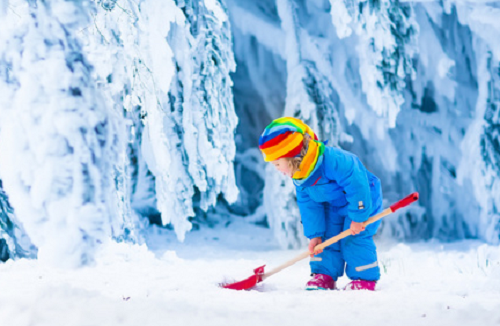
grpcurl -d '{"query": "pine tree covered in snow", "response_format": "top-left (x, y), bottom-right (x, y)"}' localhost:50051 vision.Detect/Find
top-left (0, 0), bottom-right (121, 267)
top-left (480, 57), bottom-right (500, 242)
top-left (154, 0), bottom-right (239, 238)
top-left (1, 0), bottom-right (500, 260)
top-left (77, 0), bottom-right (240, 242)
top-left (460, 51), bottom-right (500, 244)
top-left (453, 2), bottom-right (500, 244)
top-left (379, 5), bottom-right (479, 241)
top-left (330, 0), bottom-right (418, 127)
top-left (77, 0), bottom-right (157, 243)
top-left (0, 182), bottom-right (35, 261)
top-left (127, 106), bottom-right (158, 225)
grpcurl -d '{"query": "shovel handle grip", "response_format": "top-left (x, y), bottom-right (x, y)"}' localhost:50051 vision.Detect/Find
top-left (389, 192), bottom-right (419, 213)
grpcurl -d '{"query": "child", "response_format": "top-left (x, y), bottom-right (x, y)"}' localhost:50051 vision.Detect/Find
top-left (259, 117), bottom-right (383, 291)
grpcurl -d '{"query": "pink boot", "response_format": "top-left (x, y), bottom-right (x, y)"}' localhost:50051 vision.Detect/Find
top-left (344, 280), bottom-right (376, 291)
top-left (305, 274), bottom-right (336, 290)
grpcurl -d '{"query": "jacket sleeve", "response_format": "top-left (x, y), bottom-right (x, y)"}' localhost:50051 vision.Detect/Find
top-left (296, 187), bottom-right (325, 239)
top-left (324, 149), bottom-right (372, 223)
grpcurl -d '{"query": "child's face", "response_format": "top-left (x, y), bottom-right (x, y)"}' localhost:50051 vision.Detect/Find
top-left (271, 158), bottom-right (294, 177)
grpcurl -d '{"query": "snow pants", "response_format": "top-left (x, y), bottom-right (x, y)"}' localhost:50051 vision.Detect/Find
top-left (309, 199), bottom-right (383, 281)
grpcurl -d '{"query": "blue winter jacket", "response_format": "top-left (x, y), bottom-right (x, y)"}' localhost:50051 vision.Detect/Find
top-left (294, 146), bottom-right (382, 239)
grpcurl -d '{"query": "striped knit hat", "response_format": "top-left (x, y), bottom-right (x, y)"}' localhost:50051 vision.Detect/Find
top-left (258, 117), bottom-right (318, 162)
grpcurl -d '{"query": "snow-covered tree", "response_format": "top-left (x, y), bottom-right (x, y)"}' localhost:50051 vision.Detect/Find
top-left (0, 182), bottom-right (36, 262)
top-left (76, 0), bottom-right (157, 243)
top-left (453, 0), bottom-right (500, 243)
top-left (2, 0), bottom-right (500, 256)
top-left (76, 0), bottom-right (241, 242)
top-left (330, 0), bottom-right (418, 127)
top-left (480, 57), bottom-right (500, 242)
top-left (148, 0), bottom-right (239, 239)
top-left (458, 50), bottom-right (500, 244)
top-left (0, 0), bottom-right (121, 267)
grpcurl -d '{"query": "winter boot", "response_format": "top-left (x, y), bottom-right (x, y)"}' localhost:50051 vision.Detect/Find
top-left (305, 273), bottom-right (335, 290)
top-left (344, 280), bottom-right (376, 291)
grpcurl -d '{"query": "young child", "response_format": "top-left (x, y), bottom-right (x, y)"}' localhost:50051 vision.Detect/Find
top-left (259, 117), bottom-right (383, 291)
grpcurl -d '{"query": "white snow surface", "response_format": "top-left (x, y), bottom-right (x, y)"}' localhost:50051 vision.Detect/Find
top-left (1, 221), bottom-right (499, 326)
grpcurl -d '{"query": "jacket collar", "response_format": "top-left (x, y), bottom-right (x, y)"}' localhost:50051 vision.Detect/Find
top-left (292, 154), bottom-right (324, 187)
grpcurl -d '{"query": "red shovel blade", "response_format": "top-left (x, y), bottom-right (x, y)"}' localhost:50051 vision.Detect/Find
top-left (221, 265), bottom-right (265, 290)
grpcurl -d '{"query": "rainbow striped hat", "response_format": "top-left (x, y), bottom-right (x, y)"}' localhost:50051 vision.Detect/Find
top-left (259, 117), bottom-right (318, 162)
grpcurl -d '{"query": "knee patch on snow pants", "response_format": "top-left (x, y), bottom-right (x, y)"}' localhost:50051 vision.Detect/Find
top-left (340, 224), bottom-right (381, 281)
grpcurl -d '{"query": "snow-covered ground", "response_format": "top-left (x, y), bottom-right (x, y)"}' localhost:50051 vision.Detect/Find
top-left (0, 221), bottom-right (499, 326)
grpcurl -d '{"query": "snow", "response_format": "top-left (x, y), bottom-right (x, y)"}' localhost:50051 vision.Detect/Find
top-left (0, 1), bottom-right (500, 323)
top-left (0, 0), bottom-right (122, 267)
top-left (329, 0), bottom-right (353, 39)
top-left (0, 0), bottom-right (242, 259)
top-left (0, 222), bottom-right (499, 326)
top-left (226, 0), bottom-right (285, 58)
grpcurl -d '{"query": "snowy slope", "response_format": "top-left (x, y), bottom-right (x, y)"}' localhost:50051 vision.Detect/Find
top-left (0, 222), bottom-right (499, 326)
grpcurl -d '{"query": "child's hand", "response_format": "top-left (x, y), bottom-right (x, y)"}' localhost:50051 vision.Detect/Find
top-left (350, 221), bottom-right (366, 235)
top-left (308, 237), bottom-right (323, 257)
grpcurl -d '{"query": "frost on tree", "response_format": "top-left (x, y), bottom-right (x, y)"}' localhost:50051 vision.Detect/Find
top-left (85, 0), bottom-right (197, 241)
top-left (460, 51), bottom-right (500, 244)
top-left (77, 0), bottom-right (239, 242)
top-left (144, 0), bottom-right (239, 240)
top-left (382, 5), bottom-right (480, 241)
top-left (0, 0), bottom-right (120, 267)
top-left (480, 58), bottom-right (500, 243)
top-left (76, 0), bottom-right (158, 243)
top-left (329, 0), bottom-right (418, 127)
top-left (453, 0), bottom-right (500, 243)
top-left (0, 182), bottom-right (36, 262)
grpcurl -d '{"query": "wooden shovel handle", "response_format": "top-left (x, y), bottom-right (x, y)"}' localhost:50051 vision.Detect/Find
top-left (316, 192), bottom-right (419, 251)
top-left (314, 208), bottom-right (391, 251)
top-left (263, 192), bottom-right (419, 280)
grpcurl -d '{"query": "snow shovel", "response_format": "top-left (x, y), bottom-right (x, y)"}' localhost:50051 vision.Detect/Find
top-left (222, 192), bottom-right (419, 290)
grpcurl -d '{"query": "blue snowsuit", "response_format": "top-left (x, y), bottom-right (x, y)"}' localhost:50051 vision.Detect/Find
top-left (294, 146), bottom-right (383, 281)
